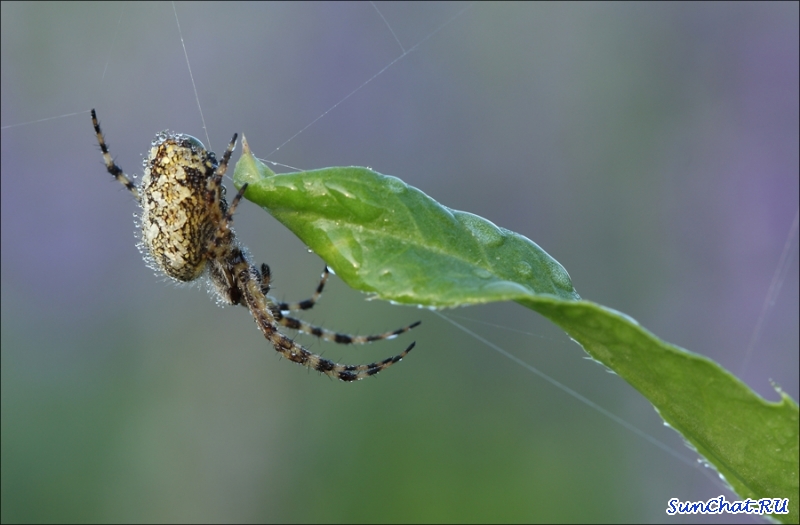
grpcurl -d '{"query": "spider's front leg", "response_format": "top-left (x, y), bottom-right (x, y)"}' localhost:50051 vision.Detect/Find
top-left (90, 109), bottom-right (141, 202)
top-left (204, 133), bottom-right (247, 306)
top-left (205, 190), bottom-right (245, 308)
top-left (206, 132), bottom-right (238, 207)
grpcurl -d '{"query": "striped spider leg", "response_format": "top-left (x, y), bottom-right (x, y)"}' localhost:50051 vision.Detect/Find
top-left (258, 264), bottom-right (421, 344)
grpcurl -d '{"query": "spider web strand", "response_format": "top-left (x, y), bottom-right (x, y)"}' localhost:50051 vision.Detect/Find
top-left (0, 110), bottom-right (92, 130)
top-left (433, 310), bottom-right (731, 490)
top-left (370, 1), bottom-right (406, 53)
top-left (172, 1), bottom-right (211, 151)
top-left (739, 209), bottom-right (799, 376)
top-left (266, 3), bottom-right (474, 159)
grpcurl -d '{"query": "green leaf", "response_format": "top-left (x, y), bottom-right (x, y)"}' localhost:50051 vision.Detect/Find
top-left (234, 140), bottom-right (799, 523)
top-left (526, 298), bottom-right (799, 523)
top-left (233, 139), bottom-right (580, 308)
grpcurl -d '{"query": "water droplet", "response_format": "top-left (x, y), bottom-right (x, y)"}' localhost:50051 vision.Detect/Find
top-left (384, 176), bottom-right (407, 194)
top-left (474, 268), bottom-right (492, 279)
top-left (183, 135), bottom-right (206, 151)
top-left (515, 261), bottom-right (533, 278)
top-left (481, 280), bottom-right (531, 296)
top-left (545, 259), bottom-right (575, 293)
top-left (456, 212), bottom-right (505, 247)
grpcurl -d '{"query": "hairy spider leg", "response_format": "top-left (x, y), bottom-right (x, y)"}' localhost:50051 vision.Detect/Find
top-left (259, 264), bottom-right (421, 344)
top-left (268, 264), bottom-right (329, 310)
top-left (91, 109), bottom-right (141, 202)
top-left (212, 185), bottom-right (415, 381)
top-left (206, 132), bottom-right (237, 208)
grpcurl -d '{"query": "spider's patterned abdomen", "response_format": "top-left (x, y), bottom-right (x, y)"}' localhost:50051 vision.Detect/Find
top-left (140, 132), bottom-right (224, 282)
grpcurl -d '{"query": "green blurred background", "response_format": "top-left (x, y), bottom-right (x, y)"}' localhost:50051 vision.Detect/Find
top-left (2, 2), bottom-right (797, 522)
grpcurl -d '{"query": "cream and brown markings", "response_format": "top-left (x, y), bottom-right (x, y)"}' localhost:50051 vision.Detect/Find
top-left (140, 133), bottom-right (225, 281)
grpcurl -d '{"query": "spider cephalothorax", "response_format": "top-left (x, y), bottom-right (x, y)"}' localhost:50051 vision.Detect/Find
top-left (91, 109), bottom-right (418, 381)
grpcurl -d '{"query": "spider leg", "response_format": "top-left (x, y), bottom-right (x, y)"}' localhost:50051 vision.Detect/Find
top-left (262, 264), bottom-right (421, 344)
top-left (205, 183), bottom-right (249, 305)
top-left (273, 265), bottom-right (330, 311)
top-left (278, 316), bottom-right (421, 345)
top-left (207, 133), bottom-right (238, 206)
top-left (206, 182), bottom-right (248, 259)
top-left (212, 183), bottom-right (416, 379)
top-left (257, 263), bottom-right (272, 295)
top-left (237, 266), bottom-right (414, 381)
top-left (90, 109), bottom-right (141, 202)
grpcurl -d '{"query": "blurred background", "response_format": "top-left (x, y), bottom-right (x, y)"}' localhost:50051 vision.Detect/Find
top-left (2, 2), bottom-right (797, 522)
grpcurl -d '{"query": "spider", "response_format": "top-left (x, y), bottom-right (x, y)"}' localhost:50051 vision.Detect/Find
top-left (90, 109), bottom-right (419, 381)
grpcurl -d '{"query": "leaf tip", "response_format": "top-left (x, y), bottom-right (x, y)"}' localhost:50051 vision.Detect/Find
top-left (233, 137), bottom-right (276, 191)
